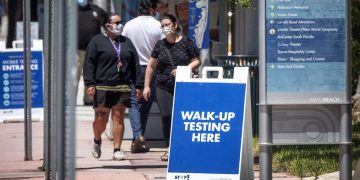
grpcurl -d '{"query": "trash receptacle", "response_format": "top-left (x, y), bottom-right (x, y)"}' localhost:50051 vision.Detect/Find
top-left (214, 55), bottom-right (259, 136)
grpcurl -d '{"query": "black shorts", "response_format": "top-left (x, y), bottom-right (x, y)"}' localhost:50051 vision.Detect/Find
top-left (93, 89), bottom-right (131, 108)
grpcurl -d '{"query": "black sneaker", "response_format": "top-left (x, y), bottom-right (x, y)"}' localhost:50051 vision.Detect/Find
top-left (131, 137), bottom-right (150, 153)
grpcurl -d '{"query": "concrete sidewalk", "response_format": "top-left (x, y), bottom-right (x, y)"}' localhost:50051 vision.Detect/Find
top-left (0, 121), bottom-right (169, 180)
top-left (0, 120), bottom-right (300, 180)
top-left (0, 121), bottom-right (299, 180)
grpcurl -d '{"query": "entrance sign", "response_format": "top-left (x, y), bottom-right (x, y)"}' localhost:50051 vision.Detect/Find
top-left (167, 66), bottom-right (253, 180)
top-left (265, 0), bottom-right (348, 104)
top-left (0, 50), bottom-right (44, 122)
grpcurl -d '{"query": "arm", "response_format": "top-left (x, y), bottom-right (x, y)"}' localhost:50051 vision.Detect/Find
top-left (188, 57), bottom-right (201, 71)
top-left (170, 57), bottom-right (201, 77)
top-left (170, 38), bottom-right (201, 77)
top-left (83, 38), bottom-right (97, 96)
top-left (143, 57), bottom-right (158, 101)
top-left (188, 38), bottom-right (201, 71)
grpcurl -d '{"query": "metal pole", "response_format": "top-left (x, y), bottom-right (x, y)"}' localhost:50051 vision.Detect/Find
top-left (339, 0), bottom-right (352, 179)
top-left (44, 0), bottom-right (56, 179)
top-left (55, 0), bottom-right (77, 179)
top-left (42, 0), bottom-right (49, 173)
top-left (258, 0), bottom-right (272, 179)
top-left (64, 0), bottom-right (77, 178)
top-left (49, 0), bottom-right (57, 177)
top-left (339, 104), bottom-right (352, 180)
top-left (54, 0), bottom-right (65, 178)
top-left (228, 1), bottom-right (233, 56)
top-left (259, 105), bottom-right (272, 180)
top-left (23, 0), bottom-right (32, 161)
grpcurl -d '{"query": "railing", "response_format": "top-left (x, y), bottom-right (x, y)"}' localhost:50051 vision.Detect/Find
top-left (214, 55), bottom-right (258, 78)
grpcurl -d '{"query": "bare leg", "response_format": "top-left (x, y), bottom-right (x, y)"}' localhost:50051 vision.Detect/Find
top-left (111, 105), bottom-right (126, 149)
top-left (93, 107), bottom-right (110, 140)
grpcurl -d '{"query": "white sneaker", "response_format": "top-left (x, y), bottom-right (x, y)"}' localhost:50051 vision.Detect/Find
top-left (92, 143), bottom-right (101, 159)
top-left (113, 151), bottom-right (126, 160)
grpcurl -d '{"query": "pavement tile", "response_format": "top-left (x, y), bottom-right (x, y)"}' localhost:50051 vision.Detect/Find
top-left (75, 172), bottom-right (147, 180)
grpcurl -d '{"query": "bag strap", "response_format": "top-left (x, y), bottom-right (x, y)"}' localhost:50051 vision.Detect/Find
top-left (163, 39), bottom-right (197, 78)
top-left (164, 46), bottom-right (175, 69)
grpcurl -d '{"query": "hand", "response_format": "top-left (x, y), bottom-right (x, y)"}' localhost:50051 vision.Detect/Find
top-left (136, 89), bottom-right (143, 99)
top-left (86, 87), bottom-right (95, 97)
top-left (143, 86), bottom-right (151, 102)
top-left (171, 69), bottom-right (177, 77)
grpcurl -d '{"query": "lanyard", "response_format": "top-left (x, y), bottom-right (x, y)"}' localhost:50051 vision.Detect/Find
top-left (109, 37), bottom-right (121, 59)
top-left (109, 37), bottom-right (122, 72)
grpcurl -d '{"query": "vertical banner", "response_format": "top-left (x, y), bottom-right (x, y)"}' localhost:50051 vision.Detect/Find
top-left (0, 51), bottom-right (44, 121)
top-left (167, 67), bottom-right (253, 180)
top-left (188, 0), bottom-right (210, 49)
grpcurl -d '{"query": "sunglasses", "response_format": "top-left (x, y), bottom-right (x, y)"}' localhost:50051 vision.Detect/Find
top-left (112, 20), bottom-right (124, 25)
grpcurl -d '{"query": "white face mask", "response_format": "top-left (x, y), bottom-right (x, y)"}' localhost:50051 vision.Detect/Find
top-left (112, 23), bottom-right (123, 35)
top-left (162, 26), bottom-right (174, 35)
top-left (107, 23), bottom-right (123, 35)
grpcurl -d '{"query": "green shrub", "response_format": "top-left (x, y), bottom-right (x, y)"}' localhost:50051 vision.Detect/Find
top-left (270, 123), bottom-right (360, 177)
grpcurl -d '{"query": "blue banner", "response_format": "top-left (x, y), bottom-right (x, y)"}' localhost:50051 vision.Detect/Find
top-left (188, 0), bottom-right (210, 49)
top-left (168, 82), bottom-right (246, 179)
top-left (0, 51), bottom-right (43, 109)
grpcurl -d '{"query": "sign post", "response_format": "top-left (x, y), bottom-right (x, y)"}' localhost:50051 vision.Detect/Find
top-left (167, 66), bottom-right (253, 180)
top-left (259, 0), bottom-right (351, 179)
top-left (265, 0), bottom-right (348, 104)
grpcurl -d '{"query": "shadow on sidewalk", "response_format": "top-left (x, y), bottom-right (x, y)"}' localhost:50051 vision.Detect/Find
top-left (77, 164), bottom-right (167, 171)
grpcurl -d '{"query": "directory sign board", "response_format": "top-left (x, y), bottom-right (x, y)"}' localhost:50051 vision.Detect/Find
top-left (0, 51), bottom-right (44, 121)
top-left (265, 0), bottom-right (348, 104)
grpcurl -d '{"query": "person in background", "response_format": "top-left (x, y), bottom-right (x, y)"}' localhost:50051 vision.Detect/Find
top-left (143, 14), bottom-right (201, 161)
top-left (122, 0), bottom-right (162, 153)
top-left (77, 0), bottom-right (109, 105)
top-left (83, 14), bottom-right (143, 161)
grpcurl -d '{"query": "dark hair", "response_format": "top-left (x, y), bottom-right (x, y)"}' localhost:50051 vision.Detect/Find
top-left (138, 0), bottom-right (158, 15)
top-left (106, 14), bottom-right (119, 24)
top-left (161, 13), bottom-right (181, 33)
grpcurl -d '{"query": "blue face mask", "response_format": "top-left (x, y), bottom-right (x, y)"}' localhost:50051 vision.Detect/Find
top-left (154, 12), bottom-right (160, 21)
top-left (78, 0), bottom-right (88, 7)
